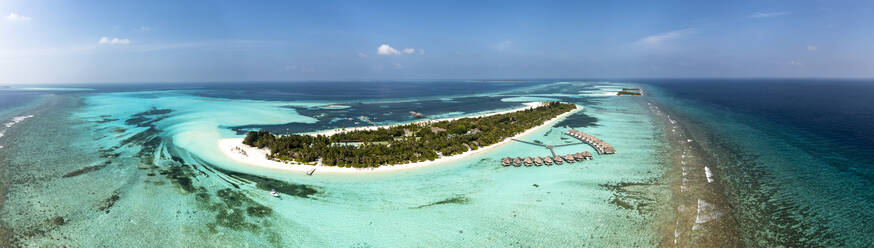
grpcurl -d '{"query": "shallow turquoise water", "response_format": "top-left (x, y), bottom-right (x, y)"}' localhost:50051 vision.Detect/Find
top-left (0, 81), bottom-right (669, 247)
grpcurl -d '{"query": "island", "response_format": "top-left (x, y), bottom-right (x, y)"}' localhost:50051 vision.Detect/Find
top-left (234, 102), bottom-right (577, 169)
top-left (617, 88), bottom-right (643, 96)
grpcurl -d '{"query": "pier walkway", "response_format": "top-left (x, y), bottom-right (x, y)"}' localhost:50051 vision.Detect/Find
top-left (565, 129), bottom-right (615, 154)
top-left (503, 138), bottom-right (592, 167)
top-left (510, 139), bottom-right (586, 157)
top-left (500, 129), bottom-right (613, 167)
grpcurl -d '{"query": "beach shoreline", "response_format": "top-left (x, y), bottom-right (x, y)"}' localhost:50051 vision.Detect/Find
top-left (218, 102), bottom-right (580, 174)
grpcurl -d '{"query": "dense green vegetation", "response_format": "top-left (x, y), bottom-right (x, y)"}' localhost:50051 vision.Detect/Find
top-left (617, 91), bottom-right (642, 96)
top-left (618, 88), bottom-right (642, 96)
top-left (243, 102), bottom-right (576, 168)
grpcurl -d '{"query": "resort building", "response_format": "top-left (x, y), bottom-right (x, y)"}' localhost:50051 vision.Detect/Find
top-left (544, 156), bottom-right (554, 165)
top-left (566, 129), bottom-right (616, 155)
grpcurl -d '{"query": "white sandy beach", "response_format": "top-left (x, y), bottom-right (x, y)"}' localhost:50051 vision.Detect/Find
top-left (218, 102), bottom-right (580, 174)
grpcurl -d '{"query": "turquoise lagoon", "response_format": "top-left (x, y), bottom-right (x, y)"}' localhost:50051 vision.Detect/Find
top-left (0, 81), bottom-right (673, 247)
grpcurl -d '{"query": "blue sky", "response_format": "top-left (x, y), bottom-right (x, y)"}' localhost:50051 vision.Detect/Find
top-left (1, 0), bottom-right (873, 83)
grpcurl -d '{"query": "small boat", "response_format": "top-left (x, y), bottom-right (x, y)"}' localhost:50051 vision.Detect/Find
top-left (270, 189), bottom-right (280, 197)
top-left (307, 168), bottom-right (316, 176)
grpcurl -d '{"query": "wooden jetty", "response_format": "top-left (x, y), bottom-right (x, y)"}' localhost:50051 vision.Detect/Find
top-left (566, 129), bottom-right (616, 155)
top-left (500, 134), bottom-right (604, 167)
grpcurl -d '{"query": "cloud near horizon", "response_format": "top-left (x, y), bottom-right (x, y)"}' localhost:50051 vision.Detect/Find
top-left (6, 13), bottom-right (31, 21)
top-left (377, 44), bottom-right (401, 55)
top-left (638, 29), bottom-right (695, 45)
top-left (98, 37), bottom-right (131, 45)
top-left (750, 11), bottom-right (790, 18)
top-left (377, 44), bottom-right (422, 55)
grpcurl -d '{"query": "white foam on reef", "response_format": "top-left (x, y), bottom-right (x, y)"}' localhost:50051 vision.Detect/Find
top-left (500, 96), bottom-right (560, 102)
top-left (578, 90), bottom-right (618, 97)
top-left (693, 199), bottom-right (720, 230)
top-left (704, 166), bottom-right (714, 183)
top-left (4, 115), bottom-right (34, 128)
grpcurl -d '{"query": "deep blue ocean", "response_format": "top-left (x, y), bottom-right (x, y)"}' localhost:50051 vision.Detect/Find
top-left (646, 79), bottom-right (874, 246)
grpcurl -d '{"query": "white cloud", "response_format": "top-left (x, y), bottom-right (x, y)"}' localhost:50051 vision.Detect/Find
top-left (750, 11), bottom-right (789, 18)
top-left (98, 37), bottom-right (131, 45)
top-left (638, 29), bottom-right (695, 45)
top-left (357, 52), bottom-right (368, 58)
top-left (788, 60), bottom-right (804, 67)
top-left (807, 45), bottom-right (817, 51)
top-left (393, 63), bottom-right (403, 69)
top-left (495, 40), bottom-right (513, 50)
top-left (377, 44), bottom-right (423, 56)
top-left (6, 13), bottom-right (31, 22)
top-left (377, 44), bottom-right (401, 55)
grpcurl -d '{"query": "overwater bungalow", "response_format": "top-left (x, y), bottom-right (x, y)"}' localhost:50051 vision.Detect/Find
top-left (553, 155), bottom-right (564, 164)
top-left (502, 157), bottom-right (511, 166)
top-left (524, 157), bottom-right (533, 166)
top-left (582, 151), bottom-right (593, 160)
top-left (544, 156), bottom-right (554, 165)
top-left (563, 154), bottom-right (575, 163)
top-left (573, 153), bottom-right (584, 161)
top-left (534, 157), bottom-right (543, 166)
top-left (566, 129), bottom-right (616, 155)
top-left (513, 157), bottom-right (522, 167)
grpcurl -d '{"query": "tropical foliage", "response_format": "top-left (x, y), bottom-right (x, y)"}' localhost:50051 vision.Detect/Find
top-left (243, 102), bottom-right (575, 168)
